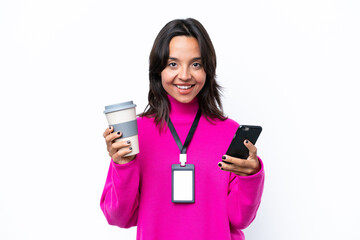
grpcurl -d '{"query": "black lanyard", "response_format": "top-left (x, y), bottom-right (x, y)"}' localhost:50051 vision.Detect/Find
top-left (167, 109), bottom-right (202, 155)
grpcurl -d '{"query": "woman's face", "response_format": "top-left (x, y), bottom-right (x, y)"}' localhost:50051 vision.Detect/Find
top-left (161, 36), bottom-right (206, 104)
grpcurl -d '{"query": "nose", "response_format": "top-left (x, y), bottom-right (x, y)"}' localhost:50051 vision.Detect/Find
top-left (178, 66), bottom-right (191, 81)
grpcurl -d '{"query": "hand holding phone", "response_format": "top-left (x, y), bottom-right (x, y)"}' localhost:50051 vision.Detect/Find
top-left (226, 125), bottom-right (262, 159)
top-left (219, 125), bottom-right (262, 176)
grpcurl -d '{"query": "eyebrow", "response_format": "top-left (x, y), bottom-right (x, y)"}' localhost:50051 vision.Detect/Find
top-left (168, 57), bottom-right (202, 61)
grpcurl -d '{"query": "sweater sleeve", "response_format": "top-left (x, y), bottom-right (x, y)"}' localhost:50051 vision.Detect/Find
top-left (100, 158), bottom-right (140, 228)
top-left (226, 157), bottom-right (265, 229)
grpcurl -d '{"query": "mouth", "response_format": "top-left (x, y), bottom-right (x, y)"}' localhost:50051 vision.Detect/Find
top-left (175, 84), bottom-right (195, 90)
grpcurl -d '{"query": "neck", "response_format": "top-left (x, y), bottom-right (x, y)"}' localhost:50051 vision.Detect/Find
top-left (168, 94), bottom-right (199, 120)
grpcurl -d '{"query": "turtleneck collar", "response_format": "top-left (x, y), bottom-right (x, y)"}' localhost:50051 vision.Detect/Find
top-left (167, 94), bottom-right (199, 120)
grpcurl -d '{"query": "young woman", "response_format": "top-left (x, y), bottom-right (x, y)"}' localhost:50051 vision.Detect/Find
top-left (101, 18), bottom-right (264, 240)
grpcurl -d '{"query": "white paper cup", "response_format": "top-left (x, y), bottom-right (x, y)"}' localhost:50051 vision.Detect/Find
top-left (104, 101), bottom-right (139, 157)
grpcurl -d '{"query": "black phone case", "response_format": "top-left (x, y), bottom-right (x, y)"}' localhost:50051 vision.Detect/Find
top-left (226, 125), bottom-right (262, 159)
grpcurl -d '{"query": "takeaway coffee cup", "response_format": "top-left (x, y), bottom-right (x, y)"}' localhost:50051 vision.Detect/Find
top-left (104, 101), bottom-right (139, 157)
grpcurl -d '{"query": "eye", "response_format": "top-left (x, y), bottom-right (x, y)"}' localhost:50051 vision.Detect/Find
top-left (168, 62), bottom-right (177, 67)
top-left (192, 62), bottom-right (202, 68)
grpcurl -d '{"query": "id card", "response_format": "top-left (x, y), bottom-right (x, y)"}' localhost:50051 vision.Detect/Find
top-left (172, 164), bottom-right (195, 203)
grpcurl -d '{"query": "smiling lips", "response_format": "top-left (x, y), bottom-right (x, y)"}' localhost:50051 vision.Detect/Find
top-left (175, 84), bottom-right (195, 90)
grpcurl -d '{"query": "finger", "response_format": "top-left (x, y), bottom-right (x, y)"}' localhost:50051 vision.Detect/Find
top-left (244, 140), bottom-right (257, 159)
top-left (103, 126), bottom-right (113, 138)
top-left (112, 153), bottom-right (136, 165)
top-left (105, 131), bottom-right (122, 145)
top-left (222, 155), bottom-right (256, 169)
top-left (112, 146), bottom-right (133, 163)
top-left (218, 161), bottom-right (254, 175)
top-left (111, 139), bottom-right (131, 152)
top-left (108, 139), bottom-right (131, 156)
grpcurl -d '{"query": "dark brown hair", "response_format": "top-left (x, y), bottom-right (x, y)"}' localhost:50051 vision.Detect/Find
top-left (140, 18), bottom-right (226, 127)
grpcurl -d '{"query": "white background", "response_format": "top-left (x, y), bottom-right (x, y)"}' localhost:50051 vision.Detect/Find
top-left (1, 0), bottom-right (359, 239)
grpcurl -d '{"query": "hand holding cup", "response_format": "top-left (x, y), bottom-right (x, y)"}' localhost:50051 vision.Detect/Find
top-left (103, 126), bottom-right (136, 164)
top-left (103, 101), bottom-right (139, 165)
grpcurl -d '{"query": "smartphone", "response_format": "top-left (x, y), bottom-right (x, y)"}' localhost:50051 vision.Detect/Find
top-left (226, 125), bottom-right (262, 159)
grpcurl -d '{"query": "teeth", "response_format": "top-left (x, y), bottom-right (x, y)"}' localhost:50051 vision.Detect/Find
top-left (176, 85), bottom-right (193, 90)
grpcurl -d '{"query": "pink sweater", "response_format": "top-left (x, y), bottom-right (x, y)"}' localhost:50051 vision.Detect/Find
top-left (100, 95), bottom-right (264, 240)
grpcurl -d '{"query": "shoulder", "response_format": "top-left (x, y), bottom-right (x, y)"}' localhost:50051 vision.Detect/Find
top-left (200, 116), bottom-right (239, 138)
top-left (136, 116), bottom-right (156, 141)
top-left (223, 117), bottom-right (240, 128)
top-left (137, 115), bottom-right (155, 127)
top-left (206, 116), bottom-right (239, 129)
top-left (137, 115), bottom-right (166, 134)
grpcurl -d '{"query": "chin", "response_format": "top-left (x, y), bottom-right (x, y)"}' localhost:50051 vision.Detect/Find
top-left (174, 95), bottom-right (195, 103)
